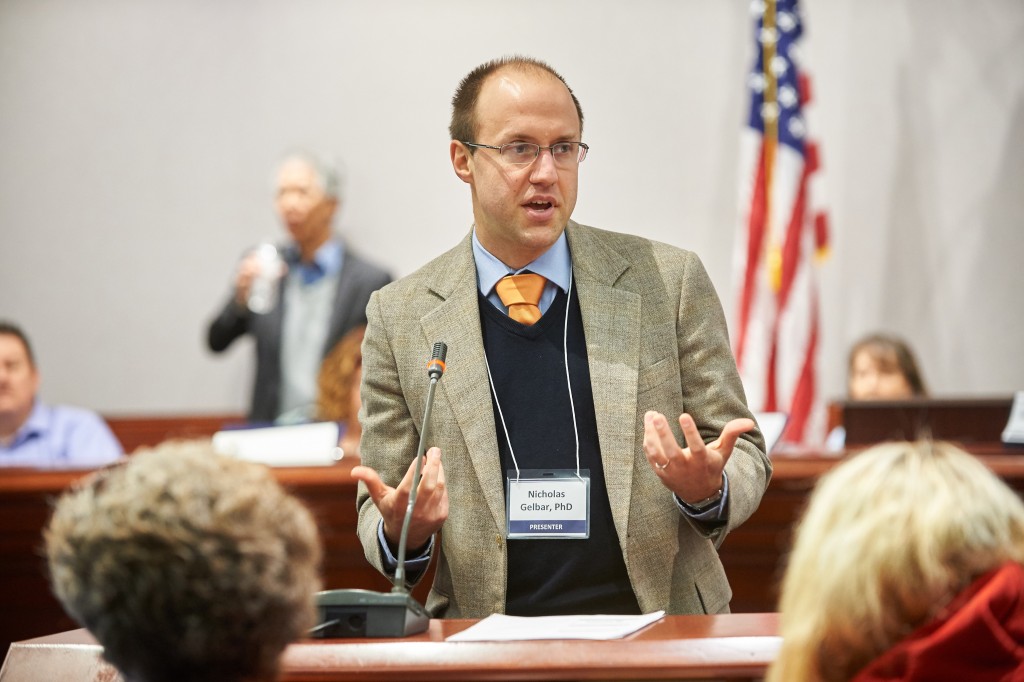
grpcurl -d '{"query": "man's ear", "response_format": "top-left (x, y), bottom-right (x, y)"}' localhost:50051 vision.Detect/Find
top-left (450, 140), bottom-right (473, 185)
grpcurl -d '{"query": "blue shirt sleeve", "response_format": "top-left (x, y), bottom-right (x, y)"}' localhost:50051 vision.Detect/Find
top-left (377, 520), bottom-right (433, 582)
top-left (674, 470), bottom-right (730, 523)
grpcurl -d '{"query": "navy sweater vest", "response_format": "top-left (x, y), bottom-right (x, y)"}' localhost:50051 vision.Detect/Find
top-left (480, 286), bottom-right (640, 616)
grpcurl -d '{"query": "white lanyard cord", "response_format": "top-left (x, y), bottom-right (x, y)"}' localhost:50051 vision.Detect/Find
top-left (562, 273), bottom-right (582, 479)
top-left (484, 271), bottom-right (580, 481)
top-left (484, 358), bottom-right (520, 480)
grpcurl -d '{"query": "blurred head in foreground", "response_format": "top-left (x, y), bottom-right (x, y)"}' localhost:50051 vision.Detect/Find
top-left (45, 440), bottom-right (322, 682)
top-left (847, 333), bottom-right (927, 401)
top-left (769, 441), bottom-right (1024, 682)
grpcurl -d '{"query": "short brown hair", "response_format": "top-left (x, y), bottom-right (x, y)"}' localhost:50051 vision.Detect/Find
top-left (45, 440), bottom-right (322, 682)
top-left (449, 55), bottom-right (584, 144)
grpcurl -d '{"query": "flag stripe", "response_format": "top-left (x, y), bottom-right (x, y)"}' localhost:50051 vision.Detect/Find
top-left (735, 143), bottom-right (769, 367)
top-left (781, 296), bottom-right (818, 441)
top-left (732, 0), bottom-right (829, 446)
top-left (778, 155), bottom-right (811, 308)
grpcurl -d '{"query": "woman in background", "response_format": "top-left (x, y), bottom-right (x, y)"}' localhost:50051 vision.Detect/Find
top-left (847, 333), bottom-right (928, 401)
top-left (827, 333), bottom-right (928, 449)
top-left (769, 441), bottom-right (1024, 681)
top-left (317, 325), bottom-right (365, 458)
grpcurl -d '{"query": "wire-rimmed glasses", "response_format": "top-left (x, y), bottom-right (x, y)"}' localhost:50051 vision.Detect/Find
top-left (461, 141), bottom-right (589, 167)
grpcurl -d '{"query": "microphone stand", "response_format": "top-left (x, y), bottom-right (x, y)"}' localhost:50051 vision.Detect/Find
top-left (393, 362), bottom-right (440, 589)
top-left (310, 343), bottom-right (446, 639)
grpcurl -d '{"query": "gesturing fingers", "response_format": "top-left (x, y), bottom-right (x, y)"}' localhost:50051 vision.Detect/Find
top-left (417, 447), bottom-right (446, 503)
top-left (643, 411), bottom-right (678, 471)
top-left (407, 447), bottom-right (449, 548)
top-left (677, 413), bottom-right (706, 458)
top-left (351, 465), bottom-right (391, 507)
top-left (710, 418), bottom-right (756, 460)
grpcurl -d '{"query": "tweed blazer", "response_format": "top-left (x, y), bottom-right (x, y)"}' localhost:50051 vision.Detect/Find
top-left (208, 243), bottom-right (392, 422)
top-left (356, 222), bottom-right (770, 617)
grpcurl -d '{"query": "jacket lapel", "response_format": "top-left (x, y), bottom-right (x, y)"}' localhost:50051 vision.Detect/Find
top-left (566, 223), bottom-right (641, 548)
top-left (419, 235), bottom-right (508, 533)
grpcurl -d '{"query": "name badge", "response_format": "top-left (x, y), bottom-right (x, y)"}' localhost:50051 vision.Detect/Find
top-left (506, 469), bottom-right (590, 539)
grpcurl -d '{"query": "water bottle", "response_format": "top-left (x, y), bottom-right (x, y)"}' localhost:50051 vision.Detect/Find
top-left (247, 243), bottom-right (284, 314)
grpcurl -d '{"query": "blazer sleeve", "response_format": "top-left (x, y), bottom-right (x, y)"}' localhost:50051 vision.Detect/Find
top-left (207, 296), bottom-right (250, 352)
top-left (673, 250), bottom-right (771, 538)
top-left (355, 288), bottom-right (431, 584)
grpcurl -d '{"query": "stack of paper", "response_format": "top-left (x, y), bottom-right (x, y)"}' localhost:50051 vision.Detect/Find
top-left (445, 611), bottom-right (665, 642)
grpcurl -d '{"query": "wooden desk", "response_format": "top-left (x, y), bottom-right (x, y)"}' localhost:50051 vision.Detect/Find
top-left (0, 458), bottom-right (425, 659)
top-left (0, 614), bottom-right (781, 681)
top-left (3, 413), bottom-right (1021, 656)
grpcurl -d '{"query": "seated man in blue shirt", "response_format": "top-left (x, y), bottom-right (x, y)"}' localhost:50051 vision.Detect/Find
top-left (0, 321), bottom-right (123, 469)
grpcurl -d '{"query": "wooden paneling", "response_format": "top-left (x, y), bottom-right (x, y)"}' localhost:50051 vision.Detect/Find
top-left (103, 413), bottom-right (243, 453)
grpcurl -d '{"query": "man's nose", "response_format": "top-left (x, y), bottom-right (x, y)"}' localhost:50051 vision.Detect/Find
top-left (529, 148), bottom-right (560, 182)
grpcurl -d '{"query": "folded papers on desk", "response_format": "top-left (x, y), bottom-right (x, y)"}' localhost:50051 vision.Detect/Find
top-left (212, 422), bottom-right (342, 467)
top-left (1003, 391), bottom-right (1024, 446)
top-left (445, 611), bottom-right (665, 642)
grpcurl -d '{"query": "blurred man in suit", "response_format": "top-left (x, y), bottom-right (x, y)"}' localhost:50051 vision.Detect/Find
top-left (352, 56), bottom-right (770, 618)
top-left (207, 151), bottom-right (391, 423)
top-left (0, 321), bottom-right (122, 468)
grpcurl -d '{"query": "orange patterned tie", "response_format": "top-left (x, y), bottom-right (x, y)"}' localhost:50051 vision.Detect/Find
top-left (495, 273), bottom-right (547, 325)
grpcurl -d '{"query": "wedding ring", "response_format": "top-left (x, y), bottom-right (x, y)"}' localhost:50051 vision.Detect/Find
top-left (655, 460), bottom-right (670, 471)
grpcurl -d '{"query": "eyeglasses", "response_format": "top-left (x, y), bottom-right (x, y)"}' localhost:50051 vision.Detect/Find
top-left (461, 141), bottom-right (589, 167)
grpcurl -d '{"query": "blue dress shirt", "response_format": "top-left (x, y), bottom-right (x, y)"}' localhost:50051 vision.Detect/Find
top-left (0, 400), bottom-right (124, 469)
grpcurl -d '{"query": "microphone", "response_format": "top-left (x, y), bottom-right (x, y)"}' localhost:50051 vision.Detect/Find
top-left (311, 341), bottom-right (447, 639)
top-left (426, 341), bottom-right (447, 380)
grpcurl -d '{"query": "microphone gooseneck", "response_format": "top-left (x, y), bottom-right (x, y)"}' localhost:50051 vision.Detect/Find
top-left (310, 341), bottom-right (447, 638)
top-left (393, 341), bottom-right (448, 592)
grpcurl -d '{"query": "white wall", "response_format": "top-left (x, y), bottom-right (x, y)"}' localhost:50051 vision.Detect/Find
top-left (1, 0), bottom-right (1021, 415)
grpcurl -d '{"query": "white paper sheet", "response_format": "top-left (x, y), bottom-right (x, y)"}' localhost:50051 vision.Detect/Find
top-left (212, 422), bottom-right (342, 467)
top-left (1002, 391), bottom-right (1024, 445)
top-left (753, 411), bottom-right (788, 455)
top-left (445, 610), bottom-right (665, 642)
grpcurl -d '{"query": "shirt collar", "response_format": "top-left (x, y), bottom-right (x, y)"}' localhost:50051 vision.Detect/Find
top-left (471, 229), bottom-right (572, 298)
top-left (284, 236), bottom-right (344, 284)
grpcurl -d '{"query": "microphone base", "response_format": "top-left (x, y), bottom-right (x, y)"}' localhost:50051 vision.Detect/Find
top-left (312, 589), bottom-right (429, 638)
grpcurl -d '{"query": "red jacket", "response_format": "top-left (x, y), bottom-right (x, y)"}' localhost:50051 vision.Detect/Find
top-left (853, 562), bottom-right (1024, 682)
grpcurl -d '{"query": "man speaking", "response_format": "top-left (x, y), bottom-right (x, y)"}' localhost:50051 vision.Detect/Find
top-left (352, 56), bottom-right (770, 617)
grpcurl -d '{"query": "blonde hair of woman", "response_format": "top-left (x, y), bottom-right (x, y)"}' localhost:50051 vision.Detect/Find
top-left (769, 441), bottom-right (1024, 682)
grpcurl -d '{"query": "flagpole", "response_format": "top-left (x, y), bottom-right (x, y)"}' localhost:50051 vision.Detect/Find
top-left (761, 0), bottom-right (780, 411)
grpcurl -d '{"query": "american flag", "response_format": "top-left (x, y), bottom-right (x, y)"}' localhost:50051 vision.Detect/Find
top-left (733, 0), bottom-right (829, 446)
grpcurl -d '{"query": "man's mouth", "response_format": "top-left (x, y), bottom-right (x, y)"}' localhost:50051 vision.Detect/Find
top-left (525, 200), bottom-right (553, 210)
